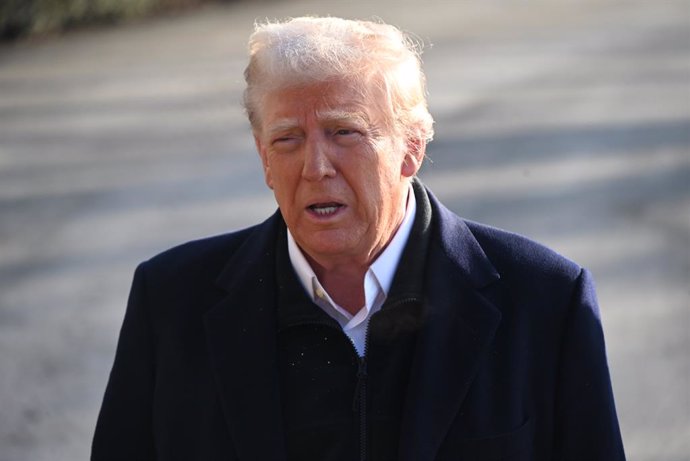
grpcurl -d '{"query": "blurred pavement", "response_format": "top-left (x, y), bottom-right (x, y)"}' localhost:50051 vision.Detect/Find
top-left (0, 0), bottom-right (688, 459)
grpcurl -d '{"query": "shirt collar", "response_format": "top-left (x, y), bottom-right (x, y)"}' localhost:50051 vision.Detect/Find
top-left (287, 184), bottom-right (417, 320)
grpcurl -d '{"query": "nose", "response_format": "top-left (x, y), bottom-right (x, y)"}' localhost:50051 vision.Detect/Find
top-left (302, 134), bottom-right (336, 181)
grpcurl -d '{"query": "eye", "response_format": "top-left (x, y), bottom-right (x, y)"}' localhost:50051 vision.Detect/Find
top-left (335, 129), bottom-right (357, 136)
top-left (271, 135), bottom-right (301, 152)
top-left (332, 127), bottom-right (365, 142)
top-left (272, 133), bottom-right (301, 144)
top-left (332, 127), bottom-right (364, 147)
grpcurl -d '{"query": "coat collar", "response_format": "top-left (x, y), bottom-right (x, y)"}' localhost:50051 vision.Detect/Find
top-left (204, 182), bottom-right (502, 461)
top-left (399, 188), bottom-right (503, 461)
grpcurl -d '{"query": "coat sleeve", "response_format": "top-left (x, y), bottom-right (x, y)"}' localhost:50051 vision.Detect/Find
top-left (92, 263), bottom-right (157, 460)
top-left (553, 268), bottom-right (626, 460)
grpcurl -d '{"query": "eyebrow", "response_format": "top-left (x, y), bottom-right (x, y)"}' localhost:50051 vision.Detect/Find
top-left (265, 118), bottom-right (300, 138)
top-left (315, 109), bottom-right (370, 128)
top-left (265, 110), bottom-right (372, 139)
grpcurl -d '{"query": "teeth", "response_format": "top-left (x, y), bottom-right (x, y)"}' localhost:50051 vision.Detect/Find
top-left (313, 206), bottom-right (339, 215)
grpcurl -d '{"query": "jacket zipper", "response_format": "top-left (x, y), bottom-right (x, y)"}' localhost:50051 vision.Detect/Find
top-left (286, 318), bottom-right (369, 460)
top-left (288, 297), bottom-right (420, 461)
top-left (355, 324), bottom-right (370, 461)
top-left (353, 297), bottom-right (420, 461)
top-left (355, 355), bottom-right (367, 461)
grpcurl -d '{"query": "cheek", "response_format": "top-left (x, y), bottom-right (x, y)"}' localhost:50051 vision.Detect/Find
top-left (262, 165), bottom-right (271, 186)
top-left (355, 176), bottom-right (387, 216)
top-left (263, 149), bottom-right (300, 192)
top-left (262, 161), bottom-right (274, 189)
top-left (257, 142), bottom-right (274, 189)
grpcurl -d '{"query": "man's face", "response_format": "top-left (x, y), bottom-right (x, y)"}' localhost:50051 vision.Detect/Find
top-left (254, 81), bottom-right (422, 269)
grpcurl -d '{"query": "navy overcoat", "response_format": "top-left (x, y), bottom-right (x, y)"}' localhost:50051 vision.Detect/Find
top-left (92, 184), bottom-right (625, 460)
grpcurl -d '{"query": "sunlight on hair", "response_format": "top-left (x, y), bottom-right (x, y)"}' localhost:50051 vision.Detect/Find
top-left (243, 16), bottom-right (434, 144)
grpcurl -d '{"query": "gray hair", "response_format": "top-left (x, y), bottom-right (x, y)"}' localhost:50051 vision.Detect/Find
top-left (243, 16), bottom-right (434, 144)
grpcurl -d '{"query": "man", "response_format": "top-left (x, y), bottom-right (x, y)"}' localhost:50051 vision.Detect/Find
top-left (92, 17), bottom-right (626, 461)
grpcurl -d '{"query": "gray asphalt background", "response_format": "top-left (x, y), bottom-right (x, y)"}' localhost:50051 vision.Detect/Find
top-left (0, 0), bottom-right (688, 459)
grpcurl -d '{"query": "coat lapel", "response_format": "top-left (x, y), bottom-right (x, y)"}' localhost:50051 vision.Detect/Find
top-left (399, 193), bottom-right (503, 461)
top-left (203, 212), bottom-right (287, 461)
top-left (201, 190), bottom-right (502, 461)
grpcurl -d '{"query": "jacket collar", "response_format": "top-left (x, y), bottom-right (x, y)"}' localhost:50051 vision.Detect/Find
top-left (387, 178), bottom-right (433, 302)
top-left (398, 187), bottom-right (502, 461)
top-left (204, 181), bottom-right (502, 461)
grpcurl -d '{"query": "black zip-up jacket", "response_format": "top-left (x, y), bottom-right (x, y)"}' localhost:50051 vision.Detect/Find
top-left (275, 180), bottom-right (432, 461)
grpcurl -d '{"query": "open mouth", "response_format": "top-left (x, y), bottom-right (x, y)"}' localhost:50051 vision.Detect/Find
top-left (308, 202), bottom-right (345, 217)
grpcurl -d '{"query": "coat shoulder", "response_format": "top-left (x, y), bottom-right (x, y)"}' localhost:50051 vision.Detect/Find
top-left (146, 227), bottom-right (251, 272)
top-left (141, 215), bottom-right (277, 286)
top-left (426, 187), bottom-right (583, 289)
top-left (463, 219), bottom-right (583, 287)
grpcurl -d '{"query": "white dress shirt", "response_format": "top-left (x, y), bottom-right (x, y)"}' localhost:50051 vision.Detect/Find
top-left (287, 186), bottom-right (416, 356)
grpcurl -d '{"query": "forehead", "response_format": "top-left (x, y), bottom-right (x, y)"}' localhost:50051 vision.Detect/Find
top-left (259, 81), bottom-right (385, 132)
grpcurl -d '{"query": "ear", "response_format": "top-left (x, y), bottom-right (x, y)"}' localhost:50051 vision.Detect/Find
top-left (401, 135), bottom-right (426, 178)
top-left (254, 134), bottom-right (274, 189)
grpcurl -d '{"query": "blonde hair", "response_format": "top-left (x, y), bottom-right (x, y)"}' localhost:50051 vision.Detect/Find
top-left (243, 16), bottom-right (434, 144)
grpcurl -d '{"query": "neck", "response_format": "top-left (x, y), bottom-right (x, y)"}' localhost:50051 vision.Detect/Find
top-left (306, 256), bottom-right (367, 315)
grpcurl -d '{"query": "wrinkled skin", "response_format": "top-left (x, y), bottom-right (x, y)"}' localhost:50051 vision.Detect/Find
top-left (253, 81), bottom-right (424, 280)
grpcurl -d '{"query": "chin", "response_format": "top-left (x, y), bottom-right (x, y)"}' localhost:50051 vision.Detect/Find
top-left (303, 237), bottom-right (359, 258)
top-left (306, 242), bottom-right (351, 257)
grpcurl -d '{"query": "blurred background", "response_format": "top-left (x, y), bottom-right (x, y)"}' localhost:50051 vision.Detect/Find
top-left (0, 0), bottom-right (688, 459)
